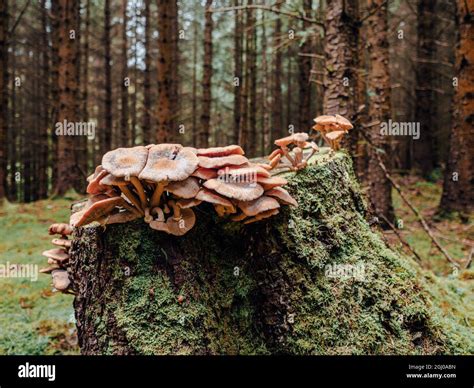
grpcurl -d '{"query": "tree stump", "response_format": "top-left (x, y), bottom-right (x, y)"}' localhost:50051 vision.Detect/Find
top-left (69, 152), bottom-right (459, 355)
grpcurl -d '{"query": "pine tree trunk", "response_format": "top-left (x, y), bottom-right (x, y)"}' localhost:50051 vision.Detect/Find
top-left (439, 0), bottom-right (474, 216)
top-left (232, 0), bottom-right (242, 145)
top-left (0, 0), bottom-right (8, 202)
top-left (120, 0), bottom-right (129, 147)
top-left (366, 0), bottom-right (394, 224)
top-left (298, 0), bottom-right (313, 132)
top-left (69, 152), bottom-right (461, 355)
top-left (53, 0), bottom-right (79, 195)
top-left (248, 1), bottom-right (257, 157)
top-left (271, 3), bottom-right (283, 144)
top-left (414, 0), bottom-right (437, 177)
top-left (142, 0), bottom-right (151, 145)
top-left (102, 0), bottom-right (112, 155)
top-left (198, 0), bottom-right (213, 148)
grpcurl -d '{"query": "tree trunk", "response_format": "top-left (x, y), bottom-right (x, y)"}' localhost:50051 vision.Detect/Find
top-left (298, 0), bottom-right (313, 132)
top-left (271, 3), bottom-right (283, 144)
top-left (120, 0), bottom-right (129, 147)
top-left (156, 0), bottom-right (178, 143)
top-left (439, 0), bottom-right (474, 216)
top-left (323, 0), bottom-right (359, 150)
top-left (238, 4), bottom-right (250, 153)
top-left (232, 0), bottom-right (242, 145)
top-left (198, 0), bottom-right (213, 148)
top-left (0, 0), bottom-right (8, 202)
top-left (366, 0), bottom-right (394, 224)
top-left (142, 0), bottom-right (152, 145)
top-left (102, 0), bottom-right (112, 155)
top-left (248, 1), bottom-right (257, 157)
top-left (70, 152), bottom-right (461, 355)
top-left (261, 12), bottom-right (270, 155)
top-left (414, 0), bottom-right (437, 177)
top-left (53, 0), bottom-right (80, 195)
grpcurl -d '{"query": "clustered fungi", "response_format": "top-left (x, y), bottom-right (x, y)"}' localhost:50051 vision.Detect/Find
top-left (40, 114), bottom-right (353, 293)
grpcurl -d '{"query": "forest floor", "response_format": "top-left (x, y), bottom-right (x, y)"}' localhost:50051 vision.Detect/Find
top-left (0, 176), bottom-right (472, 355)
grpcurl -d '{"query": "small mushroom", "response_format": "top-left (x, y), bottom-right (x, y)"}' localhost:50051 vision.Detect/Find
top-left (70, 196), bottom-right (127, 227)
top-left (256, 176), bottom-right (288, 190)
top-left (195, 188), bottom-right (236, 215)
top-left (204, 179), bottom-right (264, 202)
top-left (51, 238), bottom-right (72, 249)
top-left (166, 177), bottom-right (200, 199)
top-left (51, 269), bottom-right (71, 291)
top-left (191, 167), bottom-right (218, 180)
top-left (265, 187), bottom-right (298, 207)
top-left (165, 208), bottom-right (196, 236)
top-left (238, 196), bottom-right (280, 217)
top-left (196, 145), bottom-right (245, 157)
top-left (86, 169), bottom-right (109, 195)
top-left (198, 155), bottom-right (249, 169)
top-left (48, 223), bottom-right (73, 236)
top-left (243, 209), bottom-right (280, 224)
top-left (42, 248), bottom-right (69, 263)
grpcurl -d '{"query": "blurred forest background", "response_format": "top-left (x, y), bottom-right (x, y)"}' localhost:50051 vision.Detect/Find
top-left (0, 0), bottom-right (472, 220)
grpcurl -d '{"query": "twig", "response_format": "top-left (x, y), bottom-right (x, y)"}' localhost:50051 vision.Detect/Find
top-left (465, 248), bottom-right (473, 269)
top-left (8, 0), bottom-right (31, 38)
top-left (208, 4), bottom-right (324, 27)
top-left (359, 0), bottom-right (389, 23)
top-left (380, 214), bottom-right (423, 262)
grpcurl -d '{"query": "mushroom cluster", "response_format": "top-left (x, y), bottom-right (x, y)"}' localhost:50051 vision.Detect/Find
top-left (312, 114), bottom-right (353, 150)
top-left (267, 132), bottom-right (319, 171)
top-left (40, 223), bottom-right (74, 294)
top-left (69, 143), bottom-right (298, 235)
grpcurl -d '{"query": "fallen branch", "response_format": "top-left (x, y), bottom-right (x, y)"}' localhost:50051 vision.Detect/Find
top-left (380, 214), bottom-right (423, 263)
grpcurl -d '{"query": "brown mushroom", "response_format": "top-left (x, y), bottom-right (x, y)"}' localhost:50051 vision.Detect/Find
top-left (265, 187), bottom-right (298, 207)
top-left (204, 179), bottom-right (264, 202)
top-left (198, 154), bottom-right (248, 169)
top-left (165, 208), bottom-right (196, 236)
top-left (48, 223), bottom-right (73, 236)
top-left (256, 176), bottom-right (288, 190)
top-left (70, 196), bottom-right (127, 227)
top-left (102, 146), bottom-right (148, 177)
top-left (166, 177), bottom-right (200, 199)
top-left (86, 169), bottom-right (109, 195)
top-left (195, 188), bottom-right (236, 215)
top-left (51, 238), bottom-right (72, 249)
top-left (191, 167), bottom-right (218, 180)
top-left (238, 196), bottom-right (280, 217)
top-left (51, 269), bottom-right (71, 291)
top-left (42, 248), bottom-right (69, 263)
top-left (243, 209), bottom-right (280, 224)
top-left (197, 145), bottom-right (244, 157)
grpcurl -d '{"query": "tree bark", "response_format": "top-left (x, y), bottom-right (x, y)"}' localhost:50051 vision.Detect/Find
top-left (366, 0), bottom-right (394, 224)
top-left (0, 0), bottom-right (8, 202)
top-left (198, 0), bottom-right (213, 148)
top-left (232, 0), bottom-right (242, 145)
top-left (142, 0), bottom-right (152, 145)
top-left (248, 0), bottom-right (257, 157)
top-left (120, 0), bottom-right (129, 147)
top-left (298, 0), bottom-right (313, 132)
top-left (53, 0), bottom-right (80, 195)
top-left (271, 2), bottom-right (283, 144)
top-left (439, 0), bottom-right (474, 216)
top-left (102, 0), bottom-right (112, 155)
top-left (414, 0), bottom-right (437, 177)
top-left (69, 152), bottom-right (460, 355)
top-left (156, 0), bottom-right (178, 143)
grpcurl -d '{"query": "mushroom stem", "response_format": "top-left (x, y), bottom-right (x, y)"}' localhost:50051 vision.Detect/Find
top-left (168, 200), bottom-right (182, 220)
top-left (130, 176), bottom-right (148, 209)
top-left (281, 146), bottom-right (295, 166)
top-left (144, 207), bottom-right (153, 223)
top-left (119, 185), bottom-right (144, 215)
top-left (151, 207), bottom-right (165, 221)
top-left (150, 182), bottom-right (167, 208)
top-left (215, 204), bottom-right (226, 217)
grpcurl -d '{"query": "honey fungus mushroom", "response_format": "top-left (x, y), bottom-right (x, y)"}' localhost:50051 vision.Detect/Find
top-left (269, 132), bottom-right (317, 171)
top-left (313, 114), bottom-right (353, 150)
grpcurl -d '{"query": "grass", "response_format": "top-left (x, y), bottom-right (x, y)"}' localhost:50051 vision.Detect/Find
top-left (0, 174), bottom-right (471, 354)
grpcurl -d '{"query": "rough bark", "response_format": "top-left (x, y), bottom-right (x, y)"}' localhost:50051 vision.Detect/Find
top-left (53, 0), bottom-right (79, 195)
top-left (69, 152), bottom-right (463, 355)
top-left (366, 0), bottom-right (394, 224)
top-left (323, 0), bottom-right (359, 150)
top-left (271, 2), bottom-right (283, 143)
top-left (142, 0), bottom-right (152, 145)
top-left (439, 0), bottom-right (474, 216)
top-left (120, 0), bottom-right (129, 147)
top-left (198, 0), bottom-right (213, 148)
top-left (102, 0), bottom-right (112, 155)
top-left (156, 0), bottom-right (178, 143)
top-left (0, 0), bottom-right (8, 201)
top-left (298, 0), bottom-right (313, 132)
top-left (414, 0), bottom-right (437, 177)
top-left (248, 0), bottom-right (257, 156)
top-left (233, 0), bottom-right (242, 145)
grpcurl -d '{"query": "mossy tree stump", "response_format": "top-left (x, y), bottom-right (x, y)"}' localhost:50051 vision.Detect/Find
top-left (69, 151), bottom-right (458, 355)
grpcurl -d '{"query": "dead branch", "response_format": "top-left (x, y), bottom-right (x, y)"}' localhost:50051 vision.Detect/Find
top-left (380, 214), bottom-right (423, 262)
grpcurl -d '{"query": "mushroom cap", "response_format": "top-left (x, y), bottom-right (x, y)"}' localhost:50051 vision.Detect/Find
top-left (274, 135), bottom-right (295, 147)
top-left (99, 173), bottom-right (128, 186)
top-left (335, 114), bottom-right (353, 130)
top-left (195, 188), bottom-right (234, 208)
top-left (326, 130), bottom-right (346, 141)
top-left (238, 196), bottom-right (280, 216)
top-left (42, 248), bottom-right (69, 263)
top-left (166, 208), bottom-right (196, 236)
top-left (102, 146), bottom-right (148, 178)
top-left (166, 177), bottom-right (200, 199)
top-left (51, 269), bottom-right (71, 291)
top-left (265, 187), bottom-right (298, 207)
top-left (314, 115), bottom-right (337, 125)
top-left (257, 176), bottom-right (288, 190)
top-left (197, 145), bottom-right (245, 157)
top-left (97, 209), bottom-right (141, 225)
top-left (87, 165), bottom-right (105, 183)
top-left (51, 238), bottom-right (72, 249)
top-left (191, 167), bottom-right (218, 180)
top-left (149, 220), bottom-right (170, 232)
top-left (70, 196), bottom-right (126, 227)
top-left (243, 209), bottom-right (280, 224)
top-left (198, 154), bottom-right (248, 169)
top-left (204, 179), bottom-right (264, 201)
top-left (48, 223), bottom-right (73, 236)
top-left (292, 132), bottom-right (309, 143)
top-left (176, 198), bottom-right (202, 209)
top-left (139, 144), bottom-right (198, 182)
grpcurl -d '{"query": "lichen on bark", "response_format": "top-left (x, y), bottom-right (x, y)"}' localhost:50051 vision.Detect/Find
top-left (69, 150), bottom-right (472, 355)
